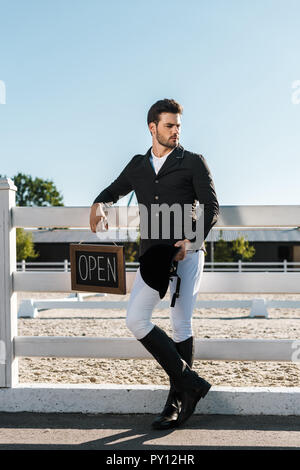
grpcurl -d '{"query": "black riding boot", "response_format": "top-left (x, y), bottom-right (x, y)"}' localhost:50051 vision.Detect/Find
top-left (138, 325), bottom-right (211, 428)
top-left (151, 336), bottom-right (195, 430)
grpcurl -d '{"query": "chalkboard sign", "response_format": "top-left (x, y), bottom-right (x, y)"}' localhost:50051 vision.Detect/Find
top-left (69, 244), bottom-right (126, 294)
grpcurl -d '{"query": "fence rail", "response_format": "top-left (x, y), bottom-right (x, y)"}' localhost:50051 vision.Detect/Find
top-left (16, 260), bottom-right (300, 272)
top-left (1, 176), bottom-right (300, 389)
top-left (13, 336), bottom-right (299, 362)
top-left (12, 270), bottom-right (300, 294)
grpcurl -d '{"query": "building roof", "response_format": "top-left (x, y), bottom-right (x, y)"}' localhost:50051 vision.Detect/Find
top-left (208, 228), bottom-right (300, 242)
top-left (27, 228), bottom-right (300, 243)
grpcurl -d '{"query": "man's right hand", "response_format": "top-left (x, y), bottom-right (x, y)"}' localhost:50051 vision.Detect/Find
top-left (89, 203), bottom-right (108, 233)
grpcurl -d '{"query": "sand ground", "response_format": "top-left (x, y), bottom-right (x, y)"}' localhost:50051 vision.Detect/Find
top-left (16, 291), bottom-right (300, 388)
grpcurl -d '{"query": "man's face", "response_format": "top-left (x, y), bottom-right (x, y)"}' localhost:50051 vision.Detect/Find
top-left (150, 112), bottom-right (181, 149)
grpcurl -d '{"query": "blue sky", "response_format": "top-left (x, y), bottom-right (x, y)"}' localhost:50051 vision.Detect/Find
top-left (0, 0), bottom-right (300, 207)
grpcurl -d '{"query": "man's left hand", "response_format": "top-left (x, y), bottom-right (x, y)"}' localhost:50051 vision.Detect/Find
top-left (173, 239), bottom-right (191, 261)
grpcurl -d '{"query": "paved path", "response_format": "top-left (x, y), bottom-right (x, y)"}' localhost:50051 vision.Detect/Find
top-left (0, 413), bottom-right (300, 450)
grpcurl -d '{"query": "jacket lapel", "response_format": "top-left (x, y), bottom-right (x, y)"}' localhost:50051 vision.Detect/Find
top-left (143, 144), bottom-right (184, 179)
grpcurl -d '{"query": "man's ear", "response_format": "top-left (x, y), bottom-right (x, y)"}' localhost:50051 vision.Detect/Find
top-left (148, 122), bottom-right (155, 136)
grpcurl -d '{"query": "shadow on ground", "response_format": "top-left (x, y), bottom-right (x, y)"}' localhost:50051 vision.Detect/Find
top-left (0, 413), bottom-right (300, 450)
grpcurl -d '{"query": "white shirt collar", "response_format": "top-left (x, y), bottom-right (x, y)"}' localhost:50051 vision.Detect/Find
top-left (151, 148), bottom-right (174, 160)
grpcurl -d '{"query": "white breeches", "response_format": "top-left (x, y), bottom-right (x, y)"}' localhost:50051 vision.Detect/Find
top-left (126, 250), bottom-right (205, 343)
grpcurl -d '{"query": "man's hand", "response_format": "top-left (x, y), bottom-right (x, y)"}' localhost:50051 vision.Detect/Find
top-left (89, 203), bottom-right (108, 233)
top-left (173, 239), bottom-right (191, 261)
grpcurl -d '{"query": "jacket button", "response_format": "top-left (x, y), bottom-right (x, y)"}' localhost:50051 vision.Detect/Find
top-left (154, 195), bottom-right (159, 200)
top-left (155, 179), bottom-right (159, 183)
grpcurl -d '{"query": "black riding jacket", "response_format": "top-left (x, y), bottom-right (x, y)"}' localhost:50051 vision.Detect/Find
top-left (93, 144), bottom-right (219, 257)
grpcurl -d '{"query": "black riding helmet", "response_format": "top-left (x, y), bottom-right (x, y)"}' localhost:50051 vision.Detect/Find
top-left (138, 243), bottom-right (182, 307)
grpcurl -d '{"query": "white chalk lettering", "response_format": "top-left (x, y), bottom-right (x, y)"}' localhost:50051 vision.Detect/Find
top-left (78, 255), bottom-right (88, 280)
top-left (78, 254), bottom-right (118, 283)
top-left (97, 256), bottom-right (105, 281)
top-left (88, 255), bottom-right (97, 280)
top-left (107, 256), bottom-right (117, 282)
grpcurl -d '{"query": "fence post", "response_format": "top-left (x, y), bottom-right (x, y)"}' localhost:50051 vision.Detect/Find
top-left (0, 178), bottom-right (18, 387)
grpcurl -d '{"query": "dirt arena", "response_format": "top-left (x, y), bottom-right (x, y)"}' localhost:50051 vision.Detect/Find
top-left (17, 291), bottom-right (300, 387)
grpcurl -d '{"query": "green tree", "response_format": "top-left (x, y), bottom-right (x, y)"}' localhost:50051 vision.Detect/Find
top-left (214, 231), bottom-right (234, 262)
top-left (0, 173), bottom-right (64, 257)
top-left (231, 235), bottom-right (256, 261)
top-left (14, 173), bottom-right (63, 206)
top-left (0, 172), bottom-right (64, 206)
top-left (16, 228), bottom-right (39, 261)
top-left (124, 232), bottom-right (140, 262)
top-left (214, 230), bottom-right (255, 262)
top-left (124, 242), bottom-right (138, 262)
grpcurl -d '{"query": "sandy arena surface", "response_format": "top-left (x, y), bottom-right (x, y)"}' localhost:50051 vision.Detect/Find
top-left (17, 291), bottom-right (300, 387)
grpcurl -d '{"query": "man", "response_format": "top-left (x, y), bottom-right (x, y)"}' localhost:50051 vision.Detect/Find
top-left (90, 99), bottom-right (219, 429)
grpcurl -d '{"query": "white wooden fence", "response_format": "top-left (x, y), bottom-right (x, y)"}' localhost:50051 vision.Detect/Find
top-left (1, 177), bottom-right (300, 390)
top-left (15, 260), bottom-right (300, 272)
top-left (17, 296), bottom-right (300, 319)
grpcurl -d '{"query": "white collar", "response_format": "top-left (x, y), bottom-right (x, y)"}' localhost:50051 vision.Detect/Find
top-left (151, 148), bottom-right (174, 160)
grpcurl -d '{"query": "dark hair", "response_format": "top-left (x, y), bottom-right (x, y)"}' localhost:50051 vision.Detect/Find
top-left (147, 98), bottom-right (183, 125)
